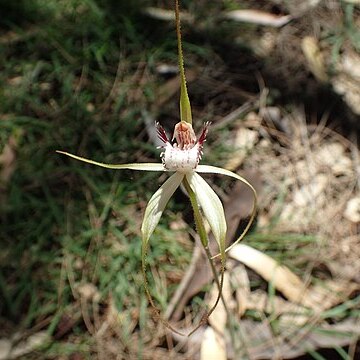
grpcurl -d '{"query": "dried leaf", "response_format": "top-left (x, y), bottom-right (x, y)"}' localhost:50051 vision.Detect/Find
top-left (231, 265), bottom-right (250, 317)
top-left (246, 289), bottom-right (310, 326)
top-left (230, 244), bottom-right (309, 304)
top-left (224, 10), bottom-right (292, 27)
top-left (156, 64), bottom-right (178, 76)
top-left (301, 36), bottom-right (328, 83)
top-left (308, 280), bottom-right (359, 311)
top-left (247, 32), bottom-right (277, 57)
top-left (144, 7), bottom-right (193, 22)
top-left (230, 318), bottom-right (360, 359)
top-left (0, 133), bottom-right (22, 205)
top-left (344, 197), bottom-right (360, 223)
top-left (229, 244), bottom-right (359, 311)
top-left (208, 272), bottom-right (231, 334)
top-left (200, 327), bottom-right (227, 360)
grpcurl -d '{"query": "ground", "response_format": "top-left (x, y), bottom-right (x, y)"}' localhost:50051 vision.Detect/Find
top-left (1, 1), bottom-right (360, 359)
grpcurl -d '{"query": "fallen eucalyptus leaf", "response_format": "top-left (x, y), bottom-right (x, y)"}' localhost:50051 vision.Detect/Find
top-left (208, 272), bottom-right (231, 334)
top-left (231, 264), bottom-right (251, 317)
top-left (223, 10), bottom-right (292, 27)
top-left (229, 244), bottom-right (359, 312)
top-left (229, 244), bottom-right (311, 305)
top-left (301, 36), bottom-right (328, 83)
top-left (144, 7), bottom-right (193, 22)
top-left (200, 327), bottom-right (227, 360)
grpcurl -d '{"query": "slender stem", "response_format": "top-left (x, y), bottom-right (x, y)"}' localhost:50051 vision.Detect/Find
top-left (175, 0), bottom-right (192, 124)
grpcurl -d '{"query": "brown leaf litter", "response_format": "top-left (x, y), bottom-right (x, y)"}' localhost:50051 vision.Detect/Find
top-left (163, 105), bottom-right (360, 359)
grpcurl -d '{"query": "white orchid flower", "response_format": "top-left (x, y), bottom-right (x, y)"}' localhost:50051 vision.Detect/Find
top-left (57, 0), bottom-right (257, 336)
top-left (57, 121), bottom-right (257, 334)
top-left (57, 120), bottom-right (256, 262)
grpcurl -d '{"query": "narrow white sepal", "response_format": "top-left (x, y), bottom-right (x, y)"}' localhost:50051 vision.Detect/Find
top-left (141, 172), bottom-right (184, 248)
top-left (56, 151), bottom-right (165, 171)
top-left (186, 172), bottom-right (227, 255)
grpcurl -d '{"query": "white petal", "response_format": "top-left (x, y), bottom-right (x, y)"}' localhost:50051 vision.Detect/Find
top-left (56, 151), bottom-right (165, 171)
top-left (141, 172), bottom-right (184, 248)
top-left (186, 172), bottom-right (227, 255)
top-left (196, 165), bottom-right (257, 257)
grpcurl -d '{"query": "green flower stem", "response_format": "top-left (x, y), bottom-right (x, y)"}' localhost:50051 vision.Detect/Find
top-left (182, 178), bottom-right (208, 248)
top-left (182, 176), bottom-right (226, 336)
top-left (175, 0), bottom-right (192, 124)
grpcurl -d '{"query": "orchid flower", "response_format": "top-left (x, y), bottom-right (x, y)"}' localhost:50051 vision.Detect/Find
top-left (57, 122), bottom-right (256, 261)
top-left (57, 120), bottom-right (256, 332)
top-left (57, 0), bottom-right (257, 336)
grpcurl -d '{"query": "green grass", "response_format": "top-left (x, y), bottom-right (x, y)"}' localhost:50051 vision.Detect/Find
top-left (0, 0), bottom-right (194, 355)
top-left (325, 2), bottom-right (360, 69)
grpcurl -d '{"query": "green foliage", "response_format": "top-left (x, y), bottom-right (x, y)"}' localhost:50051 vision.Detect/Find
top-left (326, 2), bottom-right (360, 69)
top-left (0, 0), bottom-right (191, 348)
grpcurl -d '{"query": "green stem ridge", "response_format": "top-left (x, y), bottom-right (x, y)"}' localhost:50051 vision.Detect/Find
top-left (175, 0), bottom-right (192, 124)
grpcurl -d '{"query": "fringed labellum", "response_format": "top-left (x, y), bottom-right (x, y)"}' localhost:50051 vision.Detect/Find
top-left (156, 121), bottom-right (210, 173)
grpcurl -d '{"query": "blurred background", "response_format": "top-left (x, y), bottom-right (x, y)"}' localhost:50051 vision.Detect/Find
top-left (1, 0), bottom-right (360, 359)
